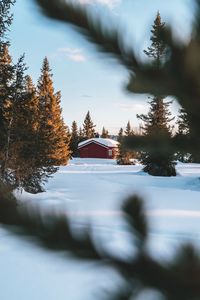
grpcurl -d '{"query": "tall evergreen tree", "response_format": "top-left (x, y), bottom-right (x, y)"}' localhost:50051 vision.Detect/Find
top-left (137, 13), bottom-right (176, 176)
top-left (177, 108), bottom-right (190, 136)
top-left (117, 123), bottom-right (135, 165)
top-left (78, 126), bottom-right (84, 142)
top-left (0, 43), bottom-right (16, 178)
top-left (10, 74), bottom-right (52, 192)
top-left (82, 111), bottom-right (96, 139)
top-left (124, 121), bottom-right (132, 136)
top-left (175, 108), bottom-right (191, 162)
top-left (0, 0), bottom-right (15, 43)
top-left (101, 126), bottom-right (109, 138)
top-left (144, 11), bottom-right (166, 67)
top-left (117, 127), bottom-right (123, 142)
top-left (37, 57), bottom-right (71, 166)
top-left (70, 120), bottom-right (79, 157)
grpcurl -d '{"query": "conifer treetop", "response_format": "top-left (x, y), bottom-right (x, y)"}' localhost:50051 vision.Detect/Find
top-left (83, 110), bottom-right (96, 139)
top-left (144, 11), bottom-right (166, 67)
top-left (125, 121), bottom-right (132, 136)
top-left (0, 0), bottom-right (16, 41)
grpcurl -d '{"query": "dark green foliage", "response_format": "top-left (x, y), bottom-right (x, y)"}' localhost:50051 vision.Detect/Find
top-left (137, 97), bottom-right (176, 176)
top-left (124, 121), bottom-right (132, 136)
top-left (137, 13), bottom-right (175, 176)
top-left (122, 195), bottom-right (148, 243)
top-left (0, 1), bottom-right (61, 192)
top-left (0, 0), bottom-right (16, 41)
top-left (0, 43), bottom-right (16, 176)
top-left (117, 122), bottom-right (136, 165)
top-left (0, 54), bottom-right (58, 192)
top-left (177, 108), bottom-right (190, 136)
top-left (144, 12), bottom-right (166, 67)
top-left (117, 127), bottom-right (123, 142)
top-left (101, 126), bottom-right (109, 138)
top-left (70, 120), bottom-right (79, 157)
top-left (82, 110), bottom-right (96, 139)
top-left (175, 108), bottom-right (191, 162)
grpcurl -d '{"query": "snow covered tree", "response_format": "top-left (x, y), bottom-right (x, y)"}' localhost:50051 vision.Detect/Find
top-left (101, 126), bottom-right (109, 138)
top-left (70, 120), bottom-right (79, 157)
top-left (137, 13), bottom-right (176, 176)
top-left (37, 57), bottom-right (71, 166)
top-left (82, 111), bottom-right (96, 139)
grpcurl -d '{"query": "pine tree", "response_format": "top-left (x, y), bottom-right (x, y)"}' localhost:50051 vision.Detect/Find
top-left (117, 127), bottom-right (123, 142)
top-left (70, 120), bottom-right (79, 157)
top-left (124, 121), bottom-right (132, 136)
top-left (137, 13), bottom-right (176, 176)
top-left (144, 11), bottom-right (166, 67)
top-left (10, 74), bottom-right (54, 192)
top-left (175, 108), bottom-right (191, 162)
top-left (0, 43), bottom-right (16, 178)
top-left (177, 108), bottom-right (190, 135)
top-left (82, 111), bottom-right (96, 139)
top-left (78, 126), bottom-right (84, 143)
top-left (117, 124), bottom-right (135, 165)
top-left (101, 126), bottom-right (109, 138)
top-left (37, 57), bottom-right (71, 166)
top-left (0, 0), bottom-right (16, 43)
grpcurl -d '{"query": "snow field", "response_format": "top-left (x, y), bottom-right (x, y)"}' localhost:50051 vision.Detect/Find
top-left (1, 158), bottom-right (200, 299)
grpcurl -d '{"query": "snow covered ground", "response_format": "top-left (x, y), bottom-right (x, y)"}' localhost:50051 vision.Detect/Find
top-left (1, 158), bottom-right (200, 299)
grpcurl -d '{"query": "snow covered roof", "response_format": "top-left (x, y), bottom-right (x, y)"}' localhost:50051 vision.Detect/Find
top-left (78, 138), bottom-right (119, 149)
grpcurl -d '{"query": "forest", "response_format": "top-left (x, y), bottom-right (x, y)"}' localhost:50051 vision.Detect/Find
top-left (1, 0), bottom-right (200, 299)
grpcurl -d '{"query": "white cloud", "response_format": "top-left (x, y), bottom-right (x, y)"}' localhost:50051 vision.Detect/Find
top-left (58, 47), bottom-right (86, 62)
top-left (59, 48), bottom-right (86, 62)
top-left (78, 0), bottom-right (121, 8)
top-left (117, 102), bottom-right (147, 112)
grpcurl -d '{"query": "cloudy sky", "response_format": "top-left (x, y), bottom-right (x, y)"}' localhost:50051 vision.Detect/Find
top-left (10, 0), bottom-right (194, 134)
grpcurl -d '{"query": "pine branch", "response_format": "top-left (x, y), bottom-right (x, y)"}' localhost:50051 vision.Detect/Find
top-left (33, 0), bottom-right (200, 139)
top-left (34, 0), bottom-right (139, 71)
top-left (2, 184), bottom-right (200, 298)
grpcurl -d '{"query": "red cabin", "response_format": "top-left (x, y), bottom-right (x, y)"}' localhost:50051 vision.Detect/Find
top-left (78, 138), bottom-right (119, 159)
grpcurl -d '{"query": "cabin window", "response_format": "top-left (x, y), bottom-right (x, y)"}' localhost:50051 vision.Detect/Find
top-left (108, 149), bottom-right (112, 156)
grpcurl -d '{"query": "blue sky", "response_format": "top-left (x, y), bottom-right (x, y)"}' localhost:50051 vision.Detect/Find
top-left (9, 0), bottom-right (194, 134)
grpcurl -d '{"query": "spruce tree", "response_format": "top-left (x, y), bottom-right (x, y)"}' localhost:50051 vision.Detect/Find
top-left (70, 120), bottom-right (79, 157)
top-left (82, 111), bottom-right (96, 139)
top-left (0, 43), bottom-right (16, 178)
top-left (175, 108), bottom-right (191, 162)
top-left (137, 13), bottom-right (176, 176)
top-left (101, 126), bottom-right (109, 138)
top-left (0, 0), bottom-right (16, 43)
top-left (11, 74), bottom-right (52, 192)
top-left (124, 121), bottom-right (132, 136)
top-left (177, 108), bottom-right (190, 136)
top-left (117, 123), bottom-right (135, 165)
top-left (117, 127), bottom-right (123, 142)
top-left (37, 57), bottom-right (71, 166)
top-left (78, 126), bottom-right (84, 143)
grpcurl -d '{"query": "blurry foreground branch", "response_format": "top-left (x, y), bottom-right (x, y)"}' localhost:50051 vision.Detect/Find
top-left (34, 0), bottom-right (200, 157)
top-left (1, 184), bottom-right (200, 299)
